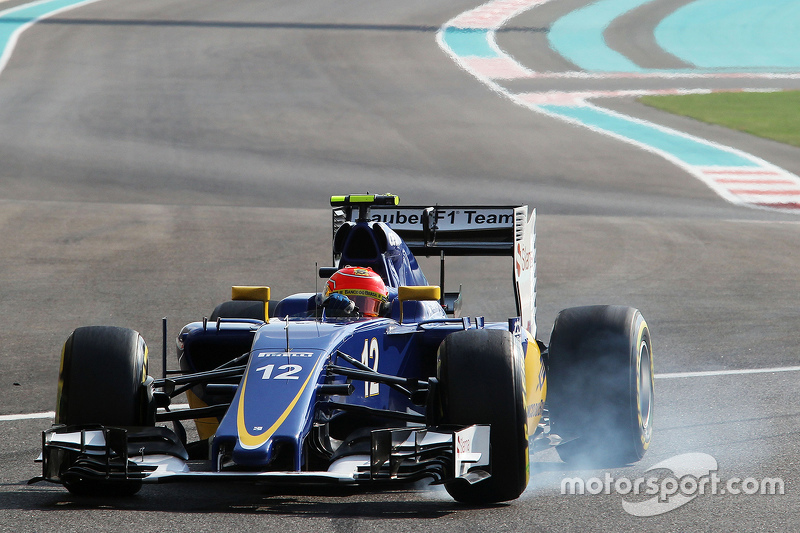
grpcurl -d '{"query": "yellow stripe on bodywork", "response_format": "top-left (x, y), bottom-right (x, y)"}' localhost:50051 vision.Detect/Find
top-left (237, 355), bottom-right (323, 450)
top-left (187, 389), bottom-right (220, 440)
top-left (142, 344), bottom-right (148, 383)
top-left (523, 330), bottom-right (546, 438)
top-left (55, 343), bottom-right (67, 423)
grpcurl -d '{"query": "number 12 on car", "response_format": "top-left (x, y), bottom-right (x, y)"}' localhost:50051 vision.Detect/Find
top-left (255, 364), bottom-right (302, 380)
top-left (361, 338), bottom-right (380, 397)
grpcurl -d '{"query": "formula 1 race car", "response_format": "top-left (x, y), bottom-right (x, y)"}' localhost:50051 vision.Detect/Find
top-left (33, 194), bottom-right (654, 504)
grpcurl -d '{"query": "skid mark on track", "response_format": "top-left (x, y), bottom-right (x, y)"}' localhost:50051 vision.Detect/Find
top-left (437, 0), bottom-right (800, 213)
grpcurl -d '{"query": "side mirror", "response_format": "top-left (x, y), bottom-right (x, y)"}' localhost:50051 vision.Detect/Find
top-left (232, 286), bottom-right (271, 321)
top-left (397, 286), bottom-right (441, 323)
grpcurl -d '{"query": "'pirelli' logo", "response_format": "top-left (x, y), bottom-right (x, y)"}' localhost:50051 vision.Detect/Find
top-left (256, 352), bottom-right (314, 358)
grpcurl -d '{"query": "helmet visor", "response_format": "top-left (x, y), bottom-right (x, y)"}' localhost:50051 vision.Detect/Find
top-left (350, 294), bottom-right (384, 317)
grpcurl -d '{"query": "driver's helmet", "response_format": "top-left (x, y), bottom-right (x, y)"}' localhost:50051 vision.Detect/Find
top-left (324, 266), bottom-right (389, 317)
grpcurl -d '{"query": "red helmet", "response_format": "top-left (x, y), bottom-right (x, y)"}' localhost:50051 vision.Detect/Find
top-left (324, 267), bottom-right (388, 317)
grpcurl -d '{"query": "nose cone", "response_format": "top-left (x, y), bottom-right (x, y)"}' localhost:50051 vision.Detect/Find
top-left (231, 437), bottom-right (273, 467)
top-left (213, 348), bottom-right (325, 471)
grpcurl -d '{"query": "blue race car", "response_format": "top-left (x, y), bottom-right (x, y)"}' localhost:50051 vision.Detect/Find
top-left (34, 194), bottom-right (654, 504)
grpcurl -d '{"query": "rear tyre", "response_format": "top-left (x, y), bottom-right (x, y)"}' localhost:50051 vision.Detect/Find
top-left (547, 306), bottom-right (653, 465)
top-left (56, 326), bottom-right (153, 496)
top-left (437, 329), bottom-right (528, 504)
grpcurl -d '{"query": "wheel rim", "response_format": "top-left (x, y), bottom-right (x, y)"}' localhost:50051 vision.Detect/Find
top-left (638, 341), bottom-right (653, 432)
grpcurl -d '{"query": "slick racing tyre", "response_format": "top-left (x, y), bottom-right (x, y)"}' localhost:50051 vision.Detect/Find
top-left (56, 326), bottom-right (154, 496)
top-left (547, 306), bottom-right (654, 465)
top-left (437, 329), bottom-right (529, 504)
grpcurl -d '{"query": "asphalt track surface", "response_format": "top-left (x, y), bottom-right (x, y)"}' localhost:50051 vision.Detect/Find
top-left (2, 0), bottom-right (800, 531)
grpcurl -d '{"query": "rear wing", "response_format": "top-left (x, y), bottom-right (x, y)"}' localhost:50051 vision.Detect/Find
top-left (332, 203), bottom-right (537, 336)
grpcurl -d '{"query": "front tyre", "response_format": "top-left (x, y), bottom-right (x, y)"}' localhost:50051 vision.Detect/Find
top-left (437, 329), bottom-right (528, 504)
top-left (547, 306), bottom-right (653, 464)
top-left (56, 326), bottom-right (154, 496)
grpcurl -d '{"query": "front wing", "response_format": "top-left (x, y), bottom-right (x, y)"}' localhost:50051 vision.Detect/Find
top-left (34, 424), bottom-right (490, 487)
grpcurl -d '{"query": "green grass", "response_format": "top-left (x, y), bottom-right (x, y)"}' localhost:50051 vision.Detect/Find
top-left (639, 90), bottom-right (800, 148)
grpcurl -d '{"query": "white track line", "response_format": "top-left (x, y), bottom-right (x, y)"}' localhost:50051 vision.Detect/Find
top-left (0, 404), bottom-right (191, 422)
top-left (656, 366), bottom-right (800, 379)
top-left (0, 411), bottom-right (55, 421)
top-left (0, 363), bottom-right (796, 426)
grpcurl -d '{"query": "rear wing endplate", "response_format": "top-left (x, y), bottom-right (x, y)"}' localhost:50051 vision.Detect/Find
top-left (333, 205), bottom-right (537, 336)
